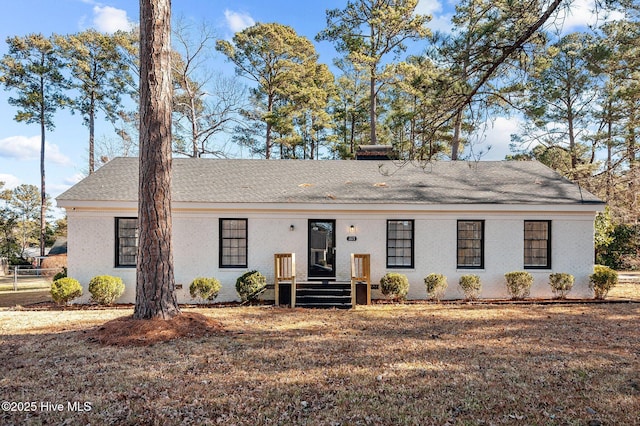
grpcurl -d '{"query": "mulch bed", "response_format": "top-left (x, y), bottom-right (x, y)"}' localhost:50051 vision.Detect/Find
top-left (85, 311), bottom-right (225, 346)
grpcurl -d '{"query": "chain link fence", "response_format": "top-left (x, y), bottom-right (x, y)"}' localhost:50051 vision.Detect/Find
top-left (0, 265), bottom-right (65, 292)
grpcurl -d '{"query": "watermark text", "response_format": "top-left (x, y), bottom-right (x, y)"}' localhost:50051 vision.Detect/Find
top-left (2, 401), bottom-right (92, 413)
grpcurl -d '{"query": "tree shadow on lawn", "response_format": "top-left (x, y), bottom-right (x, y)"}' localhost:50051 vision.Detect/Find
top-left (0, 289), bottom-right (52, 307)
top-left (2, 304), bottom-right (639, 425)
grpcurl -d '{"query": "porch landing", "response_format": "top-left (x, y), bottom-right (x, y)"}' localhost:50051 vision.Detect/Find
top-left (273, 253), bottom-right (373, 309)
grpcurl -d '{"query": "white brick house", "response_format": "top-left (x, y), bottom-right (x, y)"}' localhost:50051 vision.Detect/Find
top-left (56, 158), bottom-right (604, 303)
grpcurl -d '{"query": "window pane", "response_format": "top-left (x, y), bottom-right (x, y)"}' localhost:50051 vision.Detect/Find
top-left (220, 219), bottom-right (248, 268)
top-left (457, 221), bottom-right (483, 268)
top-left (387, 220), bottom-right (413, 268)
top-left (524, 221), bottom-right (550, 268)
top-left (116, 218), bottom-right (138, 267)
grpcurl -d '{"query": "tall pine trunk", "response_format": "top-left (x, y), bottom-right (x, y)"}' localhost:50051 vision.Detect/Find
top-left (265, 93), bottom-right (274, 159)
top-left (134, 0), bottom-right (180, 320)
top-left (451, 109), bottom-right (463, 161)
top-left (368, 20), bottom-right (377, 147)
top-left (369, 72), bottom-right (377, 145)
top-left (627, 108), bottom-right (638, 222)
top-left (89, 94), bottom-right (95, 173)
top-left (39, 91), bottom-right (46, 258)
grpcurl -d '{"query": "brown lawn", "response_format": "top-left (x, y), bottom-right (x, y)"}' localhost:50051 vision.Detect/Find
top-left (0, 276), bottom-right (51, 293)
top-left (1, 303), bottom-right (639, 425)
top-left (0, 289), bottom-right (53, 308)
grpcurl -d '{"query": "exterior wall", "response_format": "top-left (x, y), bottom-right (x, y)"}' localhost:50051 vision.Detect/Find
top-left (66, 208), bottom-right (597, 304)
top-left (343, 212), bottom-right (596, 300)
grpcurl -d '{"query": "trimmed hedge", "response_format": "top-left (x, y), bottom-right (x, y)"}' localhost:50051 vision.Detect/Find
top-left (88, 275), bottom-right (125, 305)
top-left (504, 271), bottom-right (533, 300)
top-left (424, 273), bottom-right (447, 301)
top-left (549, 273), bottom-right (574, 299)
top-left (589, 265), bottom-right (618, 300)
top-left (50, 277), bottom-right (82, 305)
top-left (380, 273), bottom-right (410, 301)
top-left (236, 270), bottom-right (266, 302)
top-left (459, 274), bottom-right (481, 300)
top-left (189, 277), bottom-right (221, 302)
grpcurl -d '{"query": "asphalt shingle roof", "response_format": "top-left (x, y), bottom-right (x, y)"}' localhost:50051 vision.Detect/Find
top-left (56, 158), bottom-right (603, 206)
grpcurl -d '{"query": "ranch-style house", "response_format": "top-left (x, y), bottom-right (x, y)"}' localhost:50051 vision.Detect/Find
top-left (56, 157), bottom-right (604, 306)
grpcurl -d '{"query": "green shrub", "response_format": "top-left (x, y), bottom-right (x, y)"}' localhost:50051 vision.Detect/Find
top-left (10, 257), bottom-right (32, 266)
top-left (589, 265), bottom-right (618, 300)
top-left (424, 273), bottom-right (448, 301)
top-left (235, 270), bottom-right (266, 302)
top-left (189, 277), bottom-right (221, 302)
top-left (459, 274), bottom-right (481, 300)
top-left (595, 221), bottom-right (640, 270)
top-left (88, 275), bottom-right (125, 305)
top-left (50, 277), bottom-right (82, 305)
top-left (504, 271), bottom-right (533, 300)
top-left (380, 272), bottom-right (410, 301)
top-left (549, 273), bottom-right (574, 299)
top-left (52, 267), bottom-right (67, 282)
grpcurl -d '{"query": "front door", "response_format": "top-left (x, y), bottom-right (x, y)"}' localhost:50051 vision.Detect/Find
top-left (308, 220), bottom-right (336, 279)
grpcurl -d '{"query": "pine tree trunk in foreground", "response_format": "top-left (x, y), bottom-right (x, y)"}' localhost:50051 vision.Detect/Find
top-left (39, 101), bottom-right (46, 258)
top-left (134, 0), bottom-right (180, 320)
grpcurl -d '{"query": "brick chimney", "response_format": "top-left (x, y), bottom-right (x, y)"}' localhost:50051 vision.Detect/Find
top-left (355, 145), bottom-right (396, 160)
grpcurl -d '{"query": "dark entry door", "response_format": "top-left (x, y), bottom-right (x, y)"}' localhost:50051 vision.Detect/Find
top-left (308, 220), bottom-right (336, 279)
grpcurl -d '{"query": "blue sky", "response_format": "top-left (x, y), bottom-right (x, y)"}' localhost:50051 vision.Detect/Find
top-left (0, 0), bottom-right (609, 215)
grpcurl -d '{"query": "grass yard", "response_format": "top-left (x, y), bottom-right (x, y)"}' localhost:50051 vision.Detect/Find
top-left (1, 303), bottom-right (638, 425)
top-left (0, 276), bottom-right (51, 293)
top-left (0, 289), bottom-right (52, 308)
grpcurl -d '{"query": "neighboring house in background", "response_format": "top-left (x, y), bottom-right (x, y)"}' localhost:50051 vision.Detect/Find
top-left (42, 237), bottom-right (68, 272)
top-left (56, 158), bottom-right (605, 304)
top-left (47, 237), bottom-right (68, 257)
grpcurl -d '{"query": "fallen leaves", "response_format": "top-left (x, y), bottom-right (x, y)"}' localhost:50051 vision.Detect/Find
top-left (0, 304), bottom-right (638, 425)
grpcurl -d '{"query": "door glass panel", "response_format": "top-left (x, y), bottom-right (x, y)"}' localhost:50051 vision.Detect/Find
top-left (309, 220), bottom-right (335, 278)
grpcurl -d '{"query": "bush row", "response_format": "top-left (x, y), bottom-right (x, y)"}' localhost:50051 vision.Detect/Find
top-left (190, 270), bottom-right (268, 303)
top-left (378, 266), bottom-right (618, 301)
top-left (50, 270), bottom-right (269, 305)
top-left (50, 266), bottom-right (618, 305)
top-left (51, 274), bottom-right (126, 305)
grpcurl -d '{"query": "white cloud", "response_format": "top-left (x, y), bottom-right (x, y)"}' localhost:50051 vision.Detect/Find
top-left (0, 135), bottom-right (72, 166)
top-left (64, 173), bottom-right (86, 186)
top-left (92, 5), bottom-right (134, 33)
top-left (416, 0), bottom-right (443, 15)
top-left (416, 0), bottom-right (453, 34)
top-left (224, 10), bottom-right (255, 34)
top-left (0, 174), bottom-right (21, 190)
top-left (49, 183), bottom-right (74, 195)
top-left (473, 116), bottom-right (522, 161)
top-left (48, 174), bottom-right (86, 202)
top-left (558, 0), bottom-right (625, 33)
top-left (427, 13), bottom-right (454, 34)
